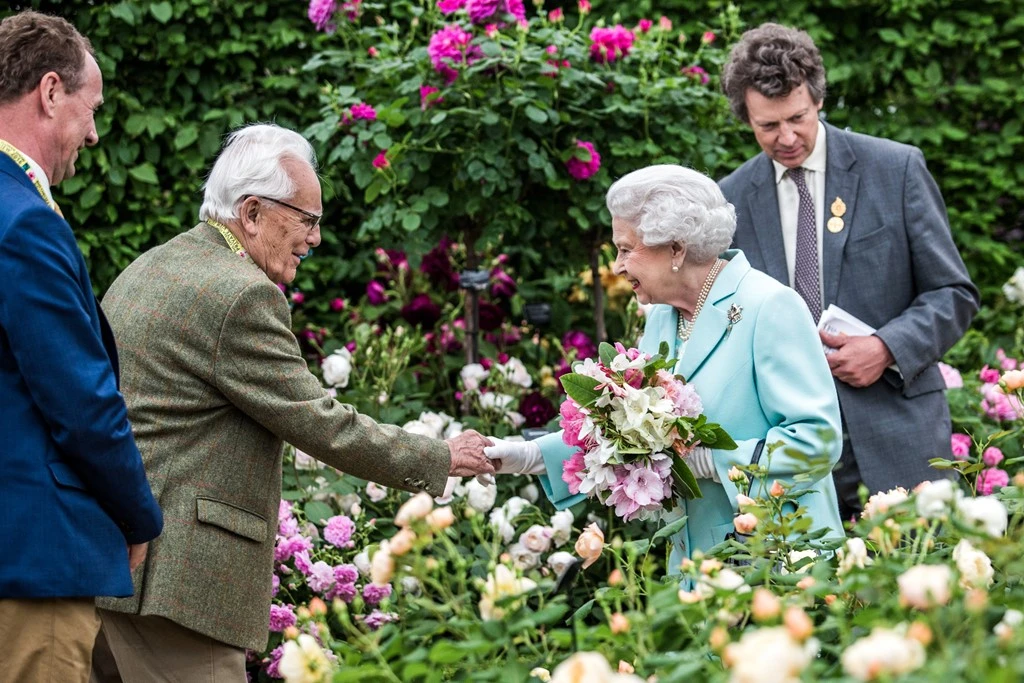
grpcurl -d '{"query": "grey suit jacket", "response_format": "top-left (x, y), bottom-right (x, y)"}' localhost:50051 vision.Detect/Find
top-left (97, 223), bottom-right (451, 651)
top-left (720, 122), bottom-right (979, 492)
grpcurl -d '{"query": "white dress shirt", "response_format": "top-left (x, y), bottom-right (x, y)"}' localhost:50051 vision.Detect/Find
top-left (772, 120), bottom-right (827, 305)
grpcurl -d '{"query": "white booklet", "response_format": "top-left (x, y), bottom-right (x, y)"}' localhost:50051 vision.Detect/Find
top-left (816, 304), bottom-right (875, 355)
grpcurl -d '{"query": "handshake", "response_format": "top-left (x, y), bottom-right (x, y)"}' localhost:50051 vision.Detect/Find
top-left (444, 431), bottom-right (546, 483)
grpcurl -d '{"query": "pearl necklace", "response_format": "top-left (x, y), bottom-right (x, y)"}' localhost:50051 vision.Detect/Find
top-left (677, 258), bottom-right (726, 342)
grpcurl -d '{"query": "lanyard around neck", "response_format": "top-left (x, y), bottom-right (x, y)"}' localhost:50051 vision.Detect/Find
top-left (0, 139), bottom-right (59, 214)
top-left (205, 218), bottom-right (248, 259)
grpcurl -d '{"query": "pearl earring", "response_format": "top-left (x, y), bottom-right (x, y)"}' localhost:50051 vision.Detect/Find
top-left (672, 265), bottom-right (679, 273)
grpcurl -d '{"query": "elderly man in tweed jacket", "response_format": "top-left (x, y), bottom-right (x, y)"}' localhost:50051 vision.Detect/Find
top-left (92, 123), bottom-right (494, 682)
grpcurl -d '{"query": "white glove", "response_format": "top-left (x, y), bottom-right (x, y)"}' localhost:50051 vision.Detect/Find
top-left (684, 446), bottom-right (720, 483)
top-left (483, 437), bottom-right (545, 476)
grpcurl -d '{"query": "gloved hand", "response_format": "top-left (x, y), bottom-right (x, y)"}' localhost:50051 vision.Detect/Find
top-left (683, 446), bottom-right (720, 483)
top-left (483, 437), bottom-right (546, 476)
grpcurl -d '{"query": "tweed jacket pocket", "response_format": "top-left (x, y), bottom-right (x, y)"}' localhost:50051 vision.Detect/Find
top-left (49, 462), bottom-right (88, 490)
top-left (196, 497), bottom-right (268, 543)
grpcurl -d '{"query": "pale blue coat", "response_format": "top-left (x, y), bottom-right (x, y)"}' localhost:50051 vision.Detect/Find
top-left (538, 250), bottom-right (845, 567)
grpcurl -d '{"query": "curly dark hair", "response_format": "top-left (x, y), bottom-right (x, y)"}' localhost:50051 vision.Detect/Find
top-left (0, 11), bottom-right (94, 106)
top-left (721, 23), bottom-right (826, 124)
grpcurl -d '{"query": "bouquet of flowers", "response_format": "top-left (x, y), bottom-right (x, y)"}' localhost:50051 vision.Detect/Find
top-left (559, 342), bottom-right (736, 522)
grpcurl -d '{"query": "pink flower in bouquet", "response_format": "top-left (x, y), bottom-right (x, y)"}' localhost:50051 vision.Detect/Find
top-left (938, 362), bottom-right (963, 388)
top-left (559, 399), bottom-right (590, 448)
top-left (420, 84), bottom-right (444, 110)
top-left (324, 515), bottom-right (355, 548)
top-left (655, 369), bottom-right (704, 418)
top-left (438, 0), bottom-right (467, 13)
top-left (613, 341), bottom-right (646, 361)
top-left (308, 0), bottom-right (337, 32)
top-left (589, 25), bottom-right (634, 63)
top-left (268, 604), bottom-right (297, 632)
top-left (950, 433), bottom-right (972, 461)
top-left (979, 365), bottom-right (1002, 384)
top-left (977, 467), bottom-right (1009, 495)
top-left (623, 367), bottom-right (644, 389)
top-left (562, 450), bottom-right (587, 494)
top-left (566, 140), bottom-right (601, 180)
top-left (428, 24), bottom-right (478, 84)
top-left (605, 459), bottom-right (673, 521)
top-left (983, 446), bottom-right (1004, 466)
top-left (996, 348), bottom-right (1018, 370)
top-left (637, 18), bottom-right (653, 33)
top-left (366, 280), bottom-right (388, 305)
top-left (350, 102), bottom-right (376, 121)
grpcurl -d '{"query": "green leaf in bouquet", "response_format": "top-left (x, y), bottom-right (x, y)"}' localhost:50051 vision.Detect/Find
top-left (598, 341), bottom-right (617, 367)
top-left (560, 373), bottom-right (602, 407)
top-left (652, 514), bottom-right (689, 540)
top-left (671, 458), bottom-right (703, 499)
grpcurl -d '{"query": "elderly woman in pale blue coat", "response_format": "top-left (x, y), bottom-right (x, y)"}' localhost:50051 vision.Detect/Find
top-left (486, 165), bottom-right (845, 565)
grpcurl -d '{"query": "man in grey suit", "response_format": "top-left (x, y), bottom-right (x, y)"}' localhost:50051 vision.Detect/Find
top-left (718, 23), bottom-right (978, 520)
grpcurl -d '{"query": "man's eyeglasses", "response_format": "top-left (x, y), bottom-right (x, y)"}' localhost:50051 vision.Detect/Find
top-left (251, 195), bottom-right (322, 230)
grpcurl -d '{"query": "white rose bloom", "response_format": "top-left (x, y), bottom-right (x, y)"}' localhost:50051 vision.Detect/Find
top-left (443, 420), bottom-right (464, 438)
top-left (506, 411), bottom-right (526, 429)
top-left (278, 633), bottom-right (334, 683)
top-left (995, 609), bottom-right (1024, 641)
top-left (897, 564), bottom-right (952, 608)
top-left (401, 419), bottom-right (435, 438)
top-left (550, 509), bottom-right (575, 547)
top-left (365, 482), bottom-right (388, 503)
top-left (460, 363), bottom-right (489, 392)
top-left (1002, 266), bottom-right (1024, 304)
top-left (723, 627), bottom-right (818, 683)
top-left (478, 564), bottom-right (537, 621)
top-left (489, 509), bottom-right (517, 544)
top-left (508, 543), bottom-right (541, 571)
top-left (547, 551), bottom-right (576, 579)
top-left (953, 539), bottom-right (994, 589)
top-left (466, 478), bottom-right (498, 513)
top-left (696, 568), bottom-right (749, 598)
top-left (321, 348), bottom-right (353, 389)
top-left (519, 482), bottom-right (539, 503)
top-left (549, 652), bottom-right (643, 683)
top-left (836, 537), bottom-right (871, 577)
top-left (841, 626), bottom-right (925, 680)
top-left (496, 357), bottom-right (533, 388)
top-left (480, 392), bottom-right (515, 412)
top-left (956, 495), bottom-right (1008, 537)
top-left (292, 448), bottom-right (321, 470)
top-left (915, 479), bottom-right (961, 519)
top-left (519, 525), bottom-right (554, 554)
top-left (861, 487), bottom-right (909, 518)
top-left (353, 550), bottom-right (371, 577)
top-left (418, 411), bottom-right (449, 438)
top-left (401, 576), bottom-right (422, 596)
top-left (530, 667), bottom-right (552, 682)
top-left (503, 496), bottom-right (531, 521)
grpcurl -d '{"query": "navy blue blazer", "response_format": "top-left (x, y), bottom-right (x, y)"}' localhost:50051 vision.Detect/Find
top-left (0, 153), bottom-right (162, 598)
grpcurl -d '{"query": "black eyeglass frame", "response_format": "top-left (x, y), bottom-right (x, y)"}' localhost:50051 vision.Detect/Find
top-left (250, 194), bottom-right (322, 229)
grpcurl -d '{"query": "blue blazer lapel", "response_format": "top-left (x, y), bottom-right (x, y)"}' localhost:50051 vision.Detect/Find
top-left (822, 124), bottom-right (859, 308)
top-left (745, 157), bottom-right (789, 285)
top-left (675, 251), bottom-right (747, 381)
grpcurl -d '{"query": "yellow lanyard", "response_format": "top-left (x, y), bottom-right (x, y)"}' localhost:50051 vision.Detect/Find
top-left (0, 138), bottom-right (61, 215)
top-left (205, 218), bottom-right (248, 259)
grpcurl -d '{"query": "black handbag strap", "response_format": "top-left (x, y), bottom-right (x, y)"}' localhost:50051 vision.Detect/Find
top-left (744, 439), bottom-right (766, 496)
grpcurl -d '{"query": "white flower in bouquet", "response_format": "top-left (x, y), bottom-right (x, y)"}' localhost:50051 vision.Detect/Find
top-left (897, 564), bottom-right (952, 608)
top-left (365, 482), bottom-right (388, 503)
top-left (320, 348), bottom-right (352, 389)
top-left (1002, 266), bottom-right (1024, 304)
top-left (495, 357), bottom-right (533, 388)
top-left (836, 537), bottom-right (871, 577)
top-left (956, 495), bottom-right (1008, 537)
top-left (840, 626), bottom-right (925, 680)
top-left (550, 509), bottom-right (575, 547)
top-left (278, 633), bottom-right (333, 683)
top-left (546, 551), bottom-right (576, 579)
top-left (952, 539), bottom-right (994, 589)
top-left (609, 350), bottom-right (646, 374)
top-left (914, 479), bottom-right (961, 519)
top-left (478, 564), bottom-right (537, 621)
top-left (508, 543), bottom-right (541, 570)
top-left (722, 626), bottom-right (818, 683)
top-left (519, 482), bottom-right (539, 503)
top-left (549, 651), bottom-right (643, 683)
top-left (519, 525), bottom-right (554, 554)
top-left (353, 550), bottom-right (371, 577)
top-left (466, 478), bottom-right (497, 513)
top-left (460, 363), bottom-right (488, 392)
top-left (401, 419), bottom-right (436, 438)
top-left (861, 487), bottom-right (909, 518)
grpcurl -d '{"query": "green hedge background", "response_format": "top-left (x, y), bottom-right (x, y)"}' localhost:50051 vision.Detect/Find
top-left (3, 0), bottom-right (1020, 334)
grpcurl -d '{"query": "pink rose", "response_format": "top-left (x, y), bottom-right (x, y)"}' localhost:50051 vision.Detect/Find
top-left (950, 433), bottom-right (972, 461)
top-left (977, 467), bottom-right (1009, 496)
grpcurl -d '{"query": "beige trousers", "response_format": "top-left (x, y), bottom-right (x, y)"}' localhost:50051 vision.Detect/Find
top-left (91, 610), bottom-right (246, 683)
top-left (0, 597), bottom-right (101, 683)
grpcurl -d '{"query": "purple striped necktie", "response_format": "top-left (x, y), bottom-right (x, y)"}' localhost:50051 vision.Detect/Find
top-left (788, 167), bottom-right (821, 322)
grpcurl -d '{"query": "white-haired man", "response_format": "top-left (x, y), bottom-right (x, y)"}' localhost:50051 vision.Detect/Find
top-left (92, 123), bottom-right (495, 681)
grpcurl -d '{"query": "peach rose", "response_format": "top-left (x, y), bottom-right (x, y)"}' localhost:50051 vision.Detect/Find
top-left (574, 523), bottom-right (605, 569)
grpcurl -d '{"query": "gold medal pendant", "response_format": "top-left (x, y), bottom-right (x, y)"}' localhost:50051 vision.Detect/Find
top-left (831, 197), bottom-right (847, 217)
top-left (827, 216), bottom-right (845, 233)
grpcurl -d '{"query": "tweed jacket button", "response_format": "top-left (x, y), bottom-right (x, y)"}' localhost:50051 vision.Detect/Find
top-left (404, 477), bottom-right (412, 485)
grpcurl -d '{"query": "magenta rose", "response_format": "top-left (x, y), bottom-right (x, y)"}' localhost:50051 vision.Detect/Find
top-left (401, 294), bottom-right (442, 328)
top-left (520, 391), bottom-right (556, 427)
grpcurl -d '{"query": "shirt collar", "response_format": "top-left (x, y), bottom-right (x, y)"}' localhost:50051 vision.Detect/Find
top-left (773, 119), bottom-right (827, 184)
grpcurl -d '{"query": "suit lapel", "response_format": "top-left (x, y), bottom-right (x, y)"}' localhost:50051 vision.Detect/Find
top-left (675, 251), bottom-right (746, 381)
top-left (822, 124), bottom-right (859, 308)
top-left (745, 157), bottom-right (789, 285)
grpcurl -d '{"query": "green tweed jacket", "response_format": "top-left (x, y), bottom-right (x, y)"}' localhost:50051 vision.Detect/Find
top-left (97, 223), bottom-right (450, 651)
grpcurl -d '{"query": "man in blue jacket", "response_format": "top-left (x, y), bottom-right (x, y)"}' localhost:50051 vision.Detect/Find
top-left (0, 11), bottom-right (162, 682)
